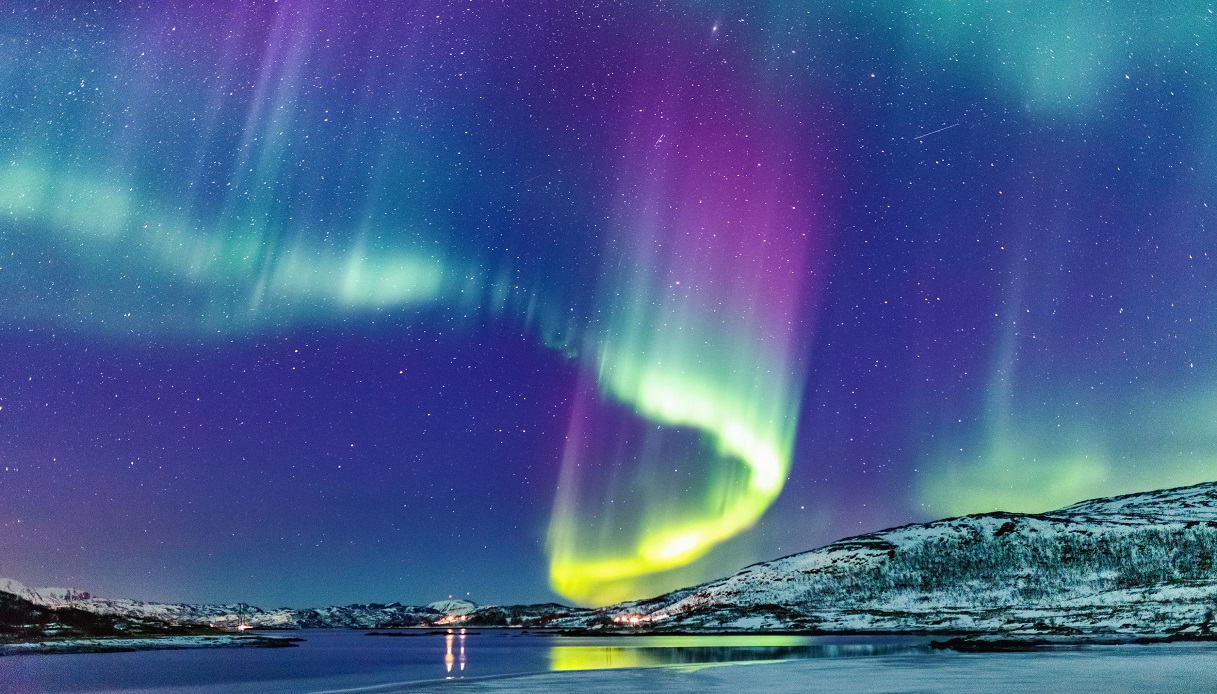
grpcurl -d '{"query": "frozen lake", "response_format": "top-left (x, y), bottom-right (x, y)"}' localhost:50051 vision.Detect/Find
top-left (3, 630), bottom-right (1216, 693)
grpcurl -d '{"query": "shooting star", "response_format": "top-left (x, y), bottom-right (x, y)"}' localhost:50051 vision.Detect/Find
top-left (913, 122), bottom-right (960, 140)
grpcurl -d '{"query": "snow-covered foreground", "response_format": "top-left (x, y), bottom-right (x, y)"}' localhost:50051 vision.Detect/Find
top-left (405, 644), bottom-right (1217, 694)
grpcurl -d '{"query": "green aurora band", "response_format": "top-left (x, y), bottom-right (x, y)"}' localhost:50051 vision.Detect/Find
top-left (0, 0), bottom-right (831, 603)
top-left (0, 142), bottom-right (821, 606)
top-left (0, 12), bottom-right (826, 604)
top-left (543, 53), bottom-right (823, 604)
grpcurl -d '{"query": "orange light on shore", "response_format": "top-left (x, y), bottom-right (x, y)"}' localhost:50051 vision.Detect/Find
top-left (444, 631), bottom-right (454, 673)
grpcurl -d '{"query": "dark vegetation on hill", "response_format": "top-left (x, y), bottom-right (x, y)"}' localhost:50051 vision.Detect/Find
top-left (0, 590), bottom-right (216, 643)
top-left (460, 603), bottom-right (592, 627)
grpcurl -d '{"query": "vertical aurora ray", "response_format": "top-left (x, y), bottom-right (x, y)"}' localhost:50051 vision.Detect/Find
top-left (0, 1), bottom-right (573, 337)
top-left (2, 1), bottom-right (834, 605)
top-left (546, 42), bottom-right (828, 605)
top-left (4, 0), bottom-right (1217, 610)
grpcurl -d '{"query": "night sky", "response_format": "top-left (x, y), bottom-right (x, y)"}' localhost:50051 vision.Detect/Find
top-left (2, 1), bottom-right (1215, 608)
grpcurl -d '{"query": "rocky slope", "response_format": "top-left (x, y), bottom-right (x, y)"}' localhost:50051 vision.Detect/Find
top-left (0, 579), bottom-right (451, 629)
top-left (569, 481), bottom-right (1217, 638)
top-left (0, 579), bottom-right (588, 630)
top-left (0, 588), bottom-right (250, 649)
top-left (9, 481), bottom-right (1217, 639)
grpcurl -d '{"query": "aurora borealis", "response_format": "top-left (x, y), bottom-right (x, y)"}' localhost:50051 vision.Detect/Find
top-left (2, 1), bottom-right (1215, 608)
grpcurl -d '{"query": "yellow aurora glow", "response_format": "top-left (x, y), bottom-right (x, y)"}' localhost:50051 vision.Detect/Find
top-left (546, 360), bottom-right (801, 605)
top-left (2, 154), bottom-right (814, 607)
top-left (543, 93), bottom-right (816, 603)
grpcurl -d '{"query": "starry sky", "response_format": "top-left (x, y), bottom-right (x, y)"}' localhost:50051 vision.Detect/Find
top-left (1, 1), bottom-right (1215, 608)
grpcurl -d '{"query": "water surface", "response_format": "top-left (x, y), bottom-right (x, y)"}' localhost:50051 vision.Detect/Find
top-left (5, 630), bottom-right (1215, 693)
top-left (0, 630), bottom-right (929, 693)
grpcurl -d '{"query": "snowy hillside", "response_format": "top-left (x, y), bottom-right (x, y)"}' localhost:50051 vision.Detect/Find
top-left (572, 481), bottom-right (1217, 638)
top-left (0, 587), bottom-right (279, 652)
top-left (8, 481), bottom-right (1217, 638)
top-left (0, 578), bottom-right (445, 629)
top-left (0, 579), bottom-right (587, 630)
top-left (426, 599), bottom-right (477, 616)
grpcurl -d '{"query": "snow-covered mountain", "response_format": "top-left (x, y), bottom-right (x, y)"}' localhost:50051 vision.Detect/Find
top-left (570, 481), bottom-right (1217, 638)
top-left (0, 579), bottom-right (587, 630)
top-left (0, 578), bottom-right (448, 629)
top-left (0, 579), bottom-right (94, 610)
top-left (426, 599), bottom-right (477, 616)
top-left (8, 481), bottom-right (1217, 638)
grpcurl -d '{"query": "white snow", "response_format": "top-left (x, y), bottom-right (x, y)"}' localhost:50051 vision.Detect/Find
top-left (8, 480), bottom-right (1217, 638)
top-left (386, 644), bottom-right (1217, 694)
top-left (426, 599), bottom-right (478, 616)
top-left (558, 481), bottom-right (1217, 637)
top-left (0, 579), bottom-right (448, 629)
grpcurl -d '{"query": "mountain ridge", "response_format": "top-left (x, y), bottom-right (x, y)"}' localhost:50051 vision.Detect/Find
top-left (7, 480), bottom-right (1217, 637)
top-left (575, 481), bottom-right (1217, 637)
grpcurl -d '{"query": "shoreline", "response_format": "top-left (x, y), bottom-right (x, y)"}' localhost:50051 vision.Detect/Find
top-left (6, 623), bottom-right (1217, 657)
top-left (0, 633), bottom-right (302, 656)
